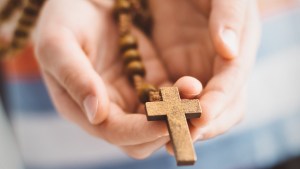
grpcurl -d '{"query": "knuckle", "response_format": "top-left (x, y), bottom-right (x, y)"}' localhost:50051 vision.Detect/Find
top-left (215, 0), bottom-right (248, 29)
top-left (60, 67), bottom-right (94, 101)
top-left (61, 68), bottom-right (79, 88)
top-left (36, 32), bottom-right (62, 58)
top-left (35, 27), bottom-right (72, 62)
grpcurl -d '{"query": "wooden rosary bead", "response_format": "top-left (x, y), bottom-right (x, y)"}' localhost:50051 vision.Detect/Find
top-left (115, 0), bottom-right (132, 14)
top-left (149, 90), bottom-right (162, 102)
top-left (14, 27), bottom-right (30, 39)
top-left (0, 0), bottom-right (23, 23)
top-left (29, 0), bottom-right (45, 6)
top-left (23, 5), bottom-right (39, 17)
top-left (118, 13), bottom-right (131, 35)
top-left (123, 49), bottom-right (141, 65)
top-left (126, 60), bottom-right (145, 79)
top-left (19, 16), bottom-right (35, 27)
top-left (119, 33), bottom-right (137, 52)
top-left (9, 0), bottom-right (46, 53)
top-left (137, 83), bottom-right (157, 103)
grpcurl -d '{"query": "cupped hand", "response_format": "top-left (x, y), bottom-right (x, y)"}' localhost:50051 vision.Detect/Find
top-left (34, 0), bottom-right (173, 159)
top-left (149, 0), bottom-right (260, 153)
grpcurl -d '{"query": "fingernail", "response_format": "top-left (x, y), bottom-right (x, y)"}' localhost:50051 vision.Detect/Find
top-left (221, 29), bottom-right (238, 57)
top-left (83, 95), bottom-right (98, 123)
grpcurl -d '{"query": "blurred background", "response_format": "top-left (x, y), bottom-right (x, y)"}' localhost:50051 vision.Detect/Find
top-left (1, 0), bottom-right (300, 169)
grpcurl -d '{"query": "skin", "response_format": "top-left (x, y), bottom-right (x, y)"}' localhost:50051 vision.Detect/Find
top-left (34, 0), bottom-right (260, 159)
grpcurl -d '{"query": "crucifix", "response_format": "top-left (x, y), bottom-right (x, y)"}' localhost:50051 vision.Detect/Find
top-left (145, 87), bottom-right (201, 165)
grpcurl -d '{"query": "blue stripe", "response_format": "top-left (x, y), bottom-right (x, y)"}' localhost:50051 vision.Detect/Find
top-left (4, 79), bottom-right (55, 114)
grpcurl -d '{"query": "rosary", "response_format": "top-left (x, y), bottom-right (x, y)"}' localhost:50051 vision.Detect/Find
top-left (114, 0), bottom-right (202, 166)
top-left (0, 0), bottom-right (202, 166)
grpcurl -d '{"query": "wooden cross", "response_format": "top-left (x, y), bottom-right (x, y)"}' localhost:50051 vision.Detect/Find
top-left (145, 87), bottom-right (201, 166)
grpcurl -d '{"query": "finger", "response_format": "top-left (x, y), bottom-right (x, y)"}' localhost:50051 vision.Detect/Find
top-left (192, 2), bottom-right (260, 127)
top-left (209, 0), bottom-right (249, 59)
top-left (43, 71), bottom-right (169, 146)
top-left (195, 90), bottom-right (246, 140)
top-left (191, 59), bottom-right (245, 127)
top-left (42, 71), bottom-right (95, 126)
top-left (35, 29), bottom-right (109, 125)
top-left (174, 76), bottom-right (203, 99)
top-left (99, 104), bottom-right (169, 146)
top-left (165, 142), bottom-right (174, 156)
top-left (121, 136), bottom-right (170, 159)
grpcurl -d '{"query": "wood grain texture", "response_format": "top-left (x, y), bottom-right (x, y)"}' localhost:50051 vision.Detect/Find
top-left (145, 87), bottom-right (201, 165)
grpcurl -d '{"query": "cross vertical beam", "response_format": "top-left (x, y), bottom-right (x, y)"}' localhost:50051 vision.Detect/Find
top-left (145, 87), bottom-right (201, 165)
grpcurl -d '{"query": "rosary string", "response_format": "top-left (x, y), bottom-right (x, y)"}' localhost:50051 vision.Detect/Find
top-left (115, 0), bottom-right (162, 103)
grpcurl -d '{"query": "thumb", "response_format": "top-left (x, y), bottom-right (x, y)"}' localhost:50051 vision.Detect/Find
top-left (173, 76), bottom-right (203, 99)
top-left (209, 0), bottom-right (249, 59)
top-left (36, 31), bottom-right (110, 125)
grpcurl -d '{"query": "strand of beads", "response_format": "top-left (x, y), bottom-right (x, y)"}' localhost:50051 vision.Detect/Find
top-left (0, 0), bottom-right (24, 25)
top-left (0, 0), bottom-right (46, 58)
top-left (130, 0), bottom-right (152, 36)
top-left (115, 0), bottom-right (161, 103)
